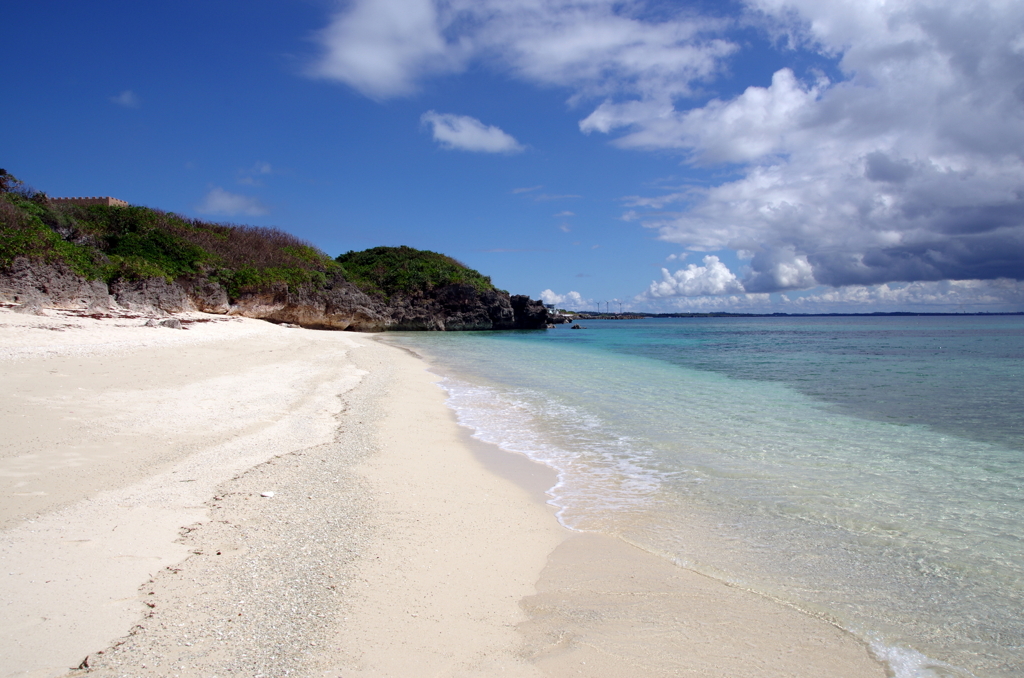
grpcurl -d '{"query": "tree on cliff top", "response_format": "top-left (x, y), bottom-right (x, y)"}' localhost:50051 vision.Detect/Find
top-left (0, 169), bottom-right (23, 194)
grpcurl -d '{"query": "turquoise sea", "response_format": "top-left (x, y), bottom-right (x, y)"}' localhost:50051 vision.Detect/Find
top-left (388, 316), bottom-right (1024, 678)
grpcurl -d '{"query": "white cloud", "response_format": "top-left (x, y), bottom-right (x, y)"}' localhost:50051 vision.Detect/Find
top-left (110, 90), bottom-right (139, 108)
top-left (421, 111), bottom-right (523, 153)
top-left (197, 187), bottom-right (268, 217)
top-left (540, 289), bottom-right (589, 309)
top-left (468, 2), bottom-right (735, 99)
top-left (555, 211), bottom-right (575, 217)
top-left (646, 255), bottom-right (746, 297)
top-left (310, 1), bottom-right (736, 100)
top-left (307, 0), bottom-right (461, 99)
top-left (419, 111), bottom-right (524, 153)
top-left (581, 68), bottom-right (826, 163)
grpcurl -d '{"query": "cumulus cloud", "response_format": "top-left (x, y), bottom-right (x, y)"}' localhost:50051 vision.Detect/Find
top-left (646, 255), bottom-right (745, 297)
top-left (421, 111), bottom-right (523, 153)
top-left (197, 187), bottom-right (268, 217)
top-left (581, 68), bottom-right (825, 162)
top-left (540, 289), bottom-right (589, 309)
top-left (110, 90), bottom-right (140, 108)
top-left (613, 0), bottom-right (1024, 293)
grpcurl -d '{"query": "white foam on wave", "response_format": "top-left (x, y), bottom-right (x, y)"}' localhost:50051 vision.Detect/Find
top-left (871, 640), bottom-right (977, 678)
top-left (438, 376), bottom-right (664, 530)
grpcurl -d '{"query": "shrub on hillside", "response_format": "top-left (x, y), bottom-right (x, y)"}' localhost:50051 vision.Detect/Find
top-left (0, 191), bottom-right (106, 278)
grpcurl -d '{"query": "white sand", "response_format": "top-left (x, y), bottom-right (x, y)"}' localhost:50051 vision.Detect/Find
top-left (0, 307), bottom-right (887, 678)
top-left (1, 309), bottom-right (364, 676)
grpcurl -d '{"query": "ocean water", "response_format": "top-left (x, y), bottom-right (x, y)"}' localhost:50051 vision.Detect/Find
top-left (386, 316), bottom-right (1024, 678)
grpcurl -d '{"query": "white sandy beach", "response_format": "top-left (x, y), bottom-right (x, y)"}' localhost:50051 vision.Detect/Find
top-left (0, 306), bottom-right (886, 678)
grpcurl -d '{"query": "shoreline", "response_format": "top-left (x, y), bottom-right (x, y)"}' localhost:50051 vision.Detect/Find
top-left (1, 309), bottom-right (887, 677)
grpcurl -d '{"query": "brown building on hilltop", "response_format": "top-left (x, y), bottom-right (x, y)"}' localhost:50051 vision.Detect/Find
top-left (52, 196), bottom-right (129, 207)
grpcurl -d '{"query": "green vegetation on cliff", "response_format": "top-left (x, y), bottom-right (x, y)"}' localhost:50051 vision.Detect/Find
top-left (336, 246), bottom-right (495, 300)
top-left (0, 170), bottom-right (495, 301)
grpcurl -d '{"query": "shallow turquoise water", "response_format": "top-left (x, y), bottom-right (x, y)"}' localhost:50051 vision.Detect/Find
top-left (388, 316), bottom-right (1024, 678)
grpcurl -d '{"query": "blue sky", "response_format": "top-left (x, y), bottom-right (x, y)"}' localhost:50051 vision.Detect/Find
top-left (4, 0), bottom-right (1023, 313)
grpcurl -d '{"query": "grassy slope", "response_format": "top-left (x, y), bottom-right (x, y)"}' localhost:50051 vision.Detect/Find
top-left (0, 176), bottom-right (495, 301)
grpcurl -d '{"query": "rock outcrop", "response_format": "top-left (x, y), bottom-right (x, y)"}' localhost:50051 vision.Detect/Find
top-left (0, 257), bottom-right (111, 311)
top-left (385, 285), bottom-right (517, 331)
top-left (227, 275), bottom-right (389, 331)
top-left (509, 295), bottom-right (549, 329)
top-left (178, 276), bottom-right (231, 314)
top-left (0, 257), bottom-right (550, 331)
top-left (110, 277), bottom-right (195, 314)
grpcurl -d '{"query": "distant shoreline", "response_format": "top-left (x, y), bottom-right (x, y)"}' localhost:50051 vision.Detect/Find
top-left (569, 310), bottom-right (1024, 319)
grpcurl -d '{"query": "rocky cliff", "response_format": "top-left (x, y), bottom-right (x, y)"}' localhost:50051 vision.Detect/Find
top-left (0, 257), bottom-right (550, 331)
